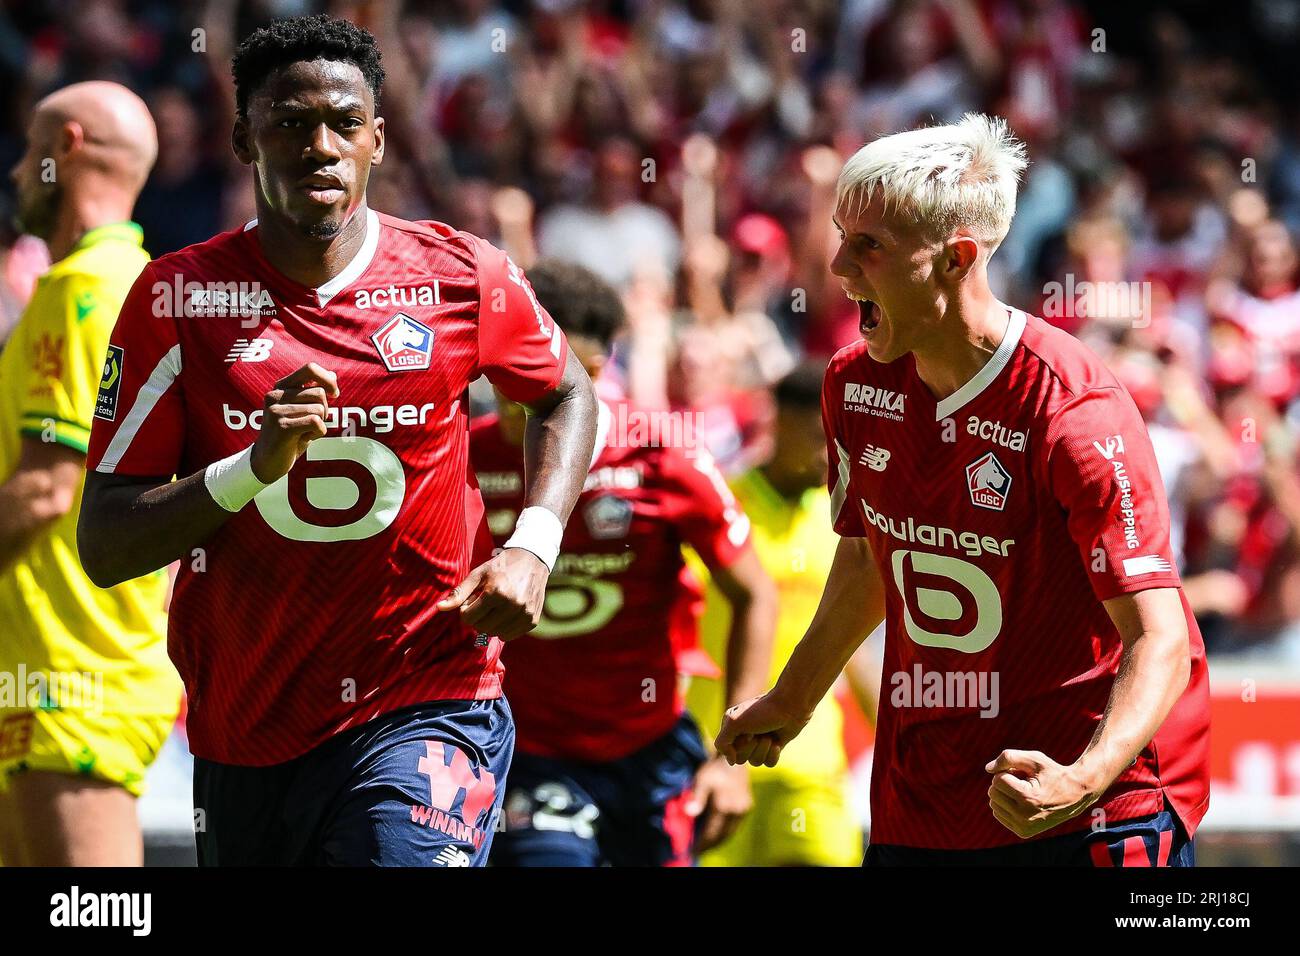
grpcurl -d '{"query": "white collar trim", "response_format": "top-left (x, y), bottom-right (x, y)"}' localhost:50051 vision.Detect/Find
top-left (933, 308), bottom-right (1026, 422)
top-left (315, 207), bottom-right (380, 306)
top-left (241, 207), bottom-right (381, 306)
top-left (590, 399), bottom-right (612, 469)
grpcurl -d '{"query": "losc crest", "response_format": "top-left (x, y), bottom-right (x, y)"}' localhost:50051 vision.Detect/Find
top-left (966, 451), bottom-right (1012, 511)
top-left (371, 312), bottom-right (435, 372)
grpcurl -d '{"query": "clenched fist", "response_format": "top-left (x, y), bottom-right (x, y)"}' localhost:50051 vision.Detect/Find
top-left (714, 691), bottom-right (813, 769)
top-left (250, 362), bottom-right (339, 483)
top-left (436, 547), bottom-right (550, 641)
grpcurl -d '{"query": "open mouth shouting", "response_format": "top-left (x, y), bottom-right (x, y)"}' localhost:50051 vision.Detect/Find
top-left (846, 290), bottom-right (882, 336)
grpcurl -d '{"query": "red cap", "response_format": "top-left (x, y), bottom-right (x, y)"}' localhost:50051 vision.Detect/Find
top-left (732, 213), bottom-right (789, 258)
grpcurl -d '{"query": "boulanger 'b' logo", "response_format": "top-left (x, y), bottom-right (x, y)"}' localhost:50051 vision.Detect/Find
top-left (371, 312), bottom-right (434, 372)
top-left (966, 451), bottom-right (1012, 511)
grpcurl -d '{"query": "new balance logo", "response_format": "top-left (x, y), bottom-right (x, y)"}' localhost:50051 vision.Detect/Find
top-left (225, 338), bottom-right (273, 363)
top-left (1122, 555), bottom-right (1172, 576)
top-left (433, 846), bottom-right (470, 867)
top-left (859, 445), bottom-right (890, 471)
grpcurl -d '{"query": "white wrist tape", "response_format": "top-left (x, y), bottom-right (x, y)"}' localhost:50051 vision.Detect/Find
top-left (503, 506), bottom-right (563, 571)
top-left (204, 445), bottom-right (271, 512)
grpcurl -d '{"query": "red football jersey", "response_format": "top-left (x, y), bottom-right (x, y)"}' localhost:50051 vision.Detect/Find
top-left (470, 401), bottom-right (751, 761)
top-left (824, 308), bottom-right (1210, 850)
top-left (86, 208), bottom-right (569, 765)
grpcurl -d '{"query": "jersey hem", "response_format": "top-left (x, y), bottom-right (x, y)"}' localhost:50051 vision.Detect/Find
top-left (185, 681), bottom-right (505, 767)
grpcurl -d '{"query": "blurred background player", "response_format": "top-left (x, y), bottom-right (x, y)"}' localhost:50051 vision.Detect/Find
top-left (0, 81), bottom-right (180, 866)
top-left (688, 361), bottom-right (880, 867)
top-left (471, 260), bottom-right (776, 866)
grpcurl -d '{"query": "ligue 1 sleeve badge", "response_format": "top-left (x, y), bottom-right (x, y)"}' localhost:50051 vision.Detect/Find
top-left (371, 312), bottom-right (435, 372)
top-left (966, 451), bottom-right (1012, 511)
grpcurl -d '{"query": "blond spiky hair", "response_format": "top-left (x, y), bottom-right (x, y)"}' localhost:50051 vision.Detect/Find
top-left (835, 113), bottom-right (1028, 251)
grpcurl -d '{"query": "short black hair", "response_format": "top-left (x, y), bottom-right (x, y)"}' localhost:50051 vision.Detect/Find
top-left (232, 15), bottom-right (385, 117)
top-left (774, 359), bottom-right (827, 410)
top-left (525, 260), bottom-right (625, 351)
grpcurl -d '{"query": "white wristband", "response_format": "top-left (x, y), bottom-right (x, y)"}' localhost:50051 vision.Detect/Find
top-left (204, 445), bottom-right (271, 512)
top-left (503, 506), bottom-right (563, 571)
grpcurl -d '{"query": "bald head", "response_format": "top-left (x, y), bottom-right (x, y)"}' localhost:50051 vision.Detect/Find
top-left (36, 81), bottom-right (158, 191)
top-left (11, 81), bottom-right (157, 243)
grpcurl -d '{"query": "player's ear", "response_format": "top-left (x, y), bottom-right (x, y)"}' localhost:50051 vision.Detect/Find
top-left (370, 115), bottom-right (385, 167)
top-left (58, 120), bottom-right (85, 161)
top-left (231, 116), bottom-right (253, 166)
top-left (945, 235), bottom-right (980, 279)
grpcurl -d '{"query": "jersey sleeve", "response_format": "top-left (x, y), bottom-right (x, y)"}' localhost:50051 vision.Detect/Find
top-left (822, 359), bottom-right (867, 537)
top-left (472, 237), bottom-right (569, 404)
top-left (1045, 386), bottom-right (1182, 600)
top-left (85, 264), bottom-right (186, 477)
top-left (12, 271), bottom-right (118, 454)
top-left (659, 446), bottom-right (752, 572)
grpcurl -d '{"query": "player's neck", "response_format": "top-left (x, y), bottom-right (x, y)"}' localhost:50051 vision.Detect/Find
top-left (48, 194), bottom-right (134, 263)
top-left (911, 293), bottom-right (1011, 404)
top-left (254, 202), bottom-right (371, 289)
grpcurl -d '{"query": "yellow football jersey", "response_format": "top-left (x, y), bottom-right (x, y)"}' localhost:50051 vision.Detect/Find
top-left (686, 469), bottom-right (850, 778)
top-left (0, 222), bottom-right (179, 719)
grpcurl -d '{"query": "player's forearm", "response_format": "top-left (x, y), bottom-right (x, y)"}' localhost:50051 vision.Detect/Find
top-left (843, 632), bottom-right (883, 727)
top-left (717, 554), bottom-right (778, 709)
top-left (78, 470), bottom-right (233, 588)
top-left (724, 602), bottom-right (775, 708)
top-left (0, 437), bottom-right (89, 573)
top-left (770, 536), bottom-right (884, 718)
top-left (1073, 618), bottom-right (1191, 800)
top-left (0, 471), bottom-right (71, 572)
top-left (519, 353), bottom-right (598, 525)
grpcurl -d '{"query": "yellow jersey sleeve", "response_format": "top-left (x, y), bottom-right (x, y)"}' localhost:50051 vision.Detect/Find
top-left (13, 270), bottom-right (116, 454)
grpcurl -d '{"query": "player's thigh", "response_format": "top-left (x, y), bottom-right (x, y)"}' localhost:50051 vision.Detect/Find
top-left (0, 709), bottom-right (172, 866)
top-left (602, 716), bottom-right (706, 867)
top-left (493, 755), bottom-right (602, 867)
top-left (6, 770), bottom-right (141, 866)
top-left (192, 756), bottom-right (299, 866)
top-left (0, 778), bottom-right (28, 866)
top-left (317, 698), bottom-right (514, 867)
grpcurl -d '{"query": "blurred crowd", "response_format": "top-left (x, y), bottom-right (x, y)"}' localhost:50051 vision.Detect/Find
top-left (2, 0), bottom-right (1300, 658)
